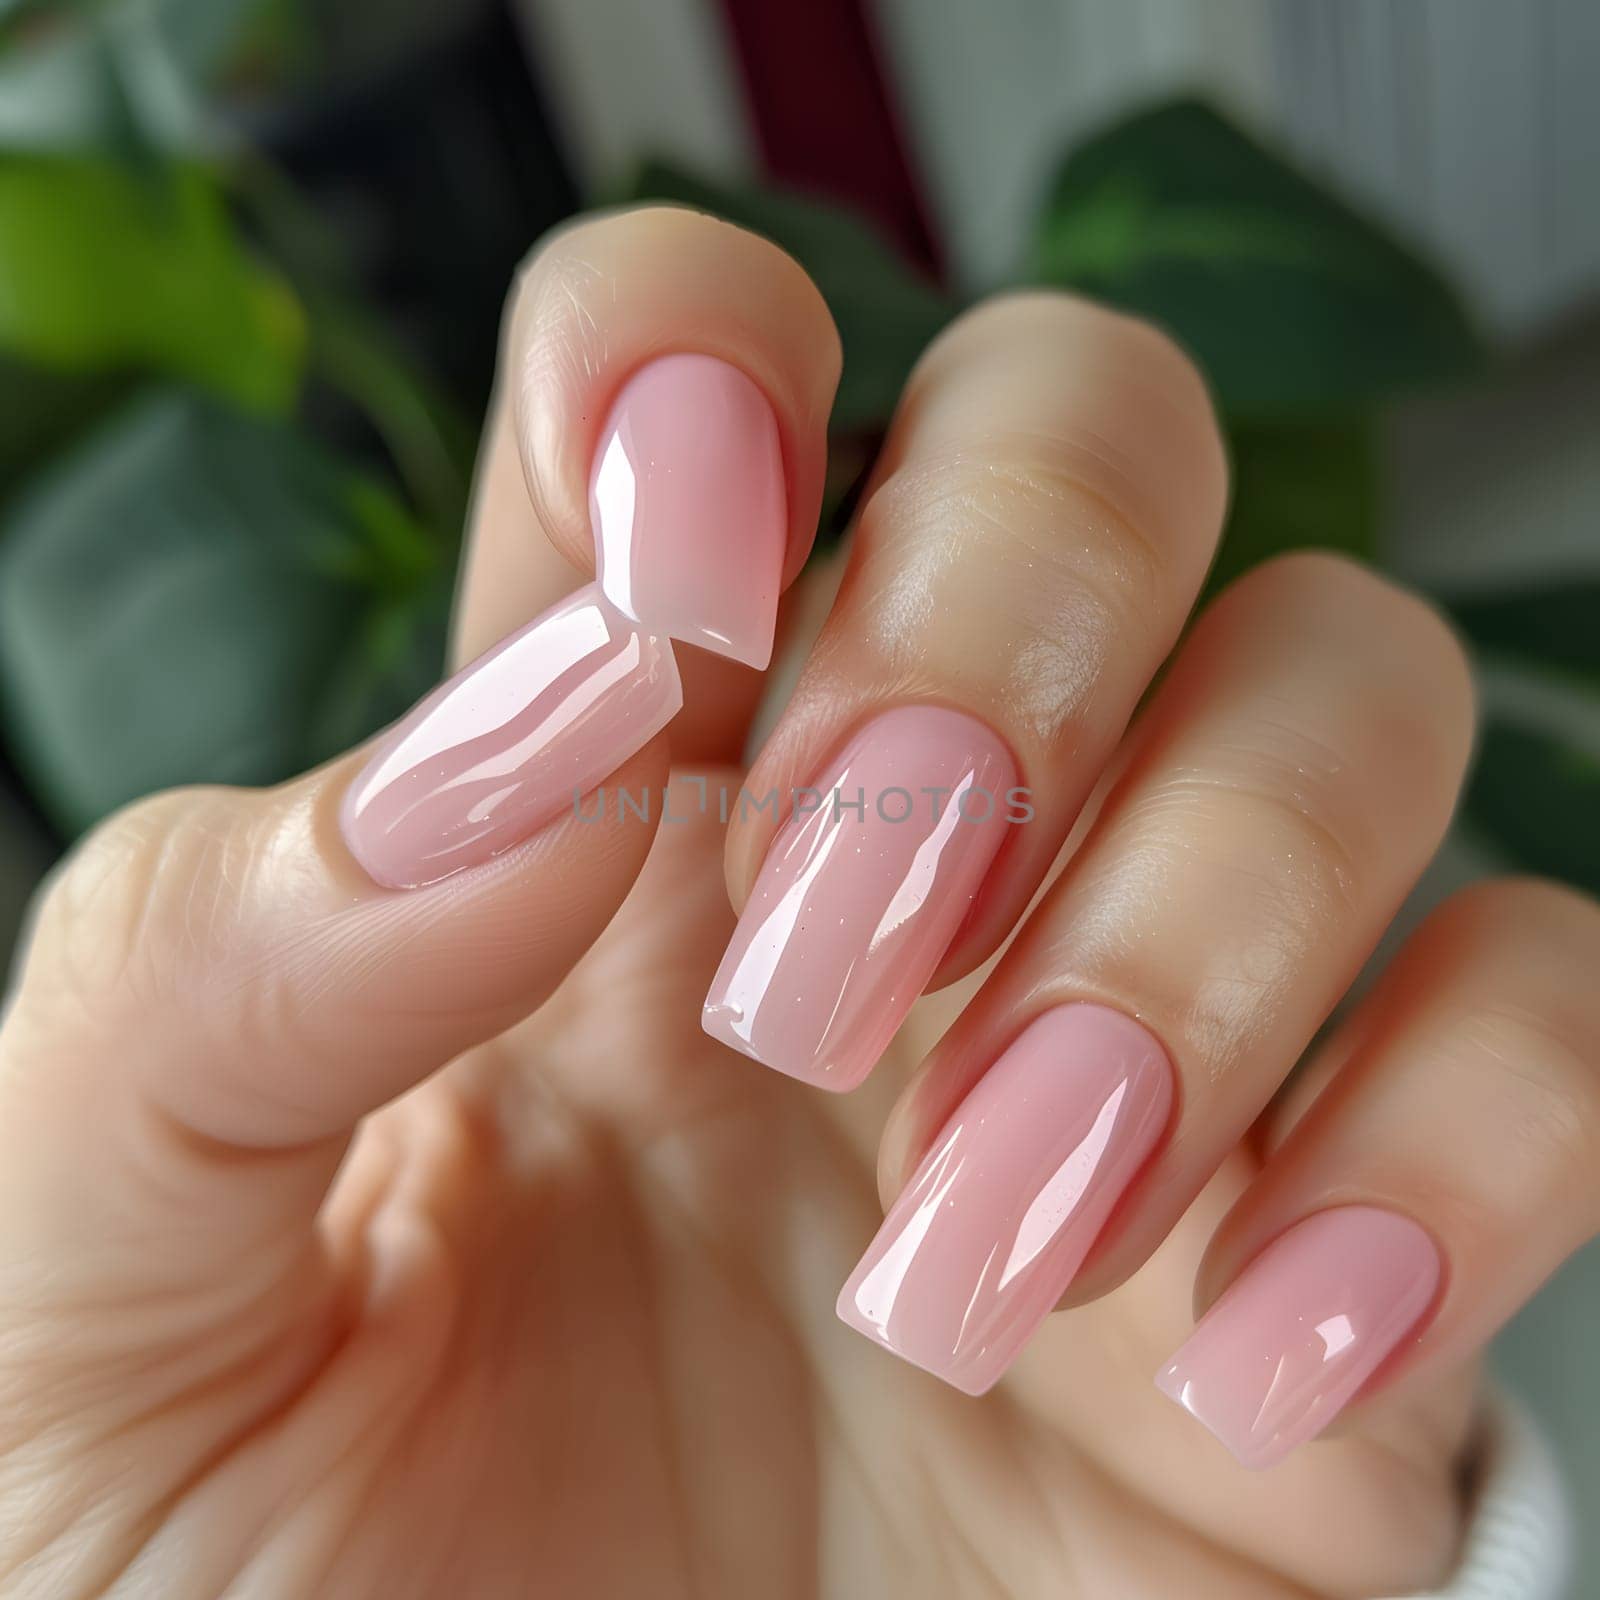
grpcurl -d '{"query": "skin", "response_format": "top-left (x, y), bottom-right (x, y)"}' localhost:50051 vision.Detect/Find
top-left (2, 209), bottom-right (1599, 1599)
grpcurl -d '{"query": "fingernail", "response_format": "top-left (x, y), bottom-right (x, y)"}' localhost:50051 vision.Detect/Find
top-left (1155, 1206), bottom-right (1441, 1469)
top-left (341, 584), bottom-right (680, 888)
top-left (836, 1004), bottom-right (1173, 1394)
top-left (590, 352), bottom-right (786, 670)
top-left (702, 706), bottom-right (1017, 1091)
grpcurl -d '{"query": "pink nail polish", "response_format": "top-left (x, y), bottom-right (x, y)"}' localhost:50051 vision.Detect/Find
top-left (341, 584), bottom-right (680, 888)
top-left (590, 353), bottom-right (786, 670)
top-left (702, 706), bottom-right (1017, 1091)
top-left (837, 1004), bottom-right (1173, 1393)
top-left (1156, 1206), bottom-right (1441, 1469)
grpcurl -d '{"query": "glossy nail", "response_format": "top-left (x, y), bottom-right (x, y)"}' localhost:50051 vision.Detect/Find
top-left (1156, 1206), bottom-right (1441, 1469)
top-left (590, 353), bottom-right (786, 670)
top-left (702, 706), bottom-right (1016, 1091)
top-left (837, 1004), bottom-right (1173, 1393)
top-left (341, 584), bottom-right (680, 888)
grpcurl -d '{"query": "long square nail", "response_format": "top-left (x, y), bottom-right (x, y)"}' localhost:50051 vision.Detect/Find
top-left (1155, 1206), bottom-right (1441, 1468)
top-left (702, 706), bottom-right (1017, 1090)
top-left (590, 353), bottom-right (786, 670)
top-left (836, 1003), bottom-right (1173, 1393)
top-left (341, 584), bottom-right (680, 888)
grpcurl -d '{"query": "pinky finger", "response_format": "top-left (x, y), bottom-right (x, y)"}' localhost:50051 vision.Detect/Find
top-left (1159, 876), bottom-right (1600, 1471)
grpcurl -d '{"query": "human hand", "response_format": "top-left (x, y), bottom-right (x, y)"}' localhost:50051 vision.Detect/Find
top-left (3, 209), bottom-right (1595, 1599)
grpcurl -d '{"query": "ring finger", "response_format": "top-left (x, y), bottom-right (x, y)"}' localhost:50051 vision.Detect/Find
top-left (845, 552), bottom-right (1474, 1393)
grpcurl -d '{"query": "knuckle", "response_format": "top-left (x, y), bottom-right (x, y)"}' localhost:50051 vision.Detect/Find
top-left (861, 430), bottom-right (1174, 630)
top-left (853, 436), bottom-right (1180, 744)
top-left (1408, 877), bottom-right (1600, 1215)
top-left (869, 432), bottom-right (1164, 584)
top-left (1168, 669), bottom-right (1400, 916)
top-left (1446, 1002), bottom-right (1600, 1191)
top-left (905, 288), bottom-right (1225, 582)
top-left (1143, 753), bottom-right (1368, 931)
top-left (1219, 553), bottom-right (1476, 813)
top-left (1079, 752), bottom-right (1372, 1062)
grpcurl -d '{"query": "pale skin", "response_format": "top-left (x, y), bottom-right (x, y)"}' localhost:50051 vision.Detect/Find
top-left (2, 209), bottom-right (1599, 1598)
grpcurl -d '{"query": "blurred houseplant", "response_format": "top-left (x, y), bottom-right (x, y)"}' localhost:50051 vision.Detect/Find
top-left (0, 0), bottom-right (578, 863)
top-left (0, 2), bottom-right (1595, 920)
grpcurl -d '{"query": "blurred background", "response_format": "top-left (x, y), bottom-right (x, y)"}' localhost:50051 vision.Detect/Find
top-left (0, 0), bottom-right (1596, 1582)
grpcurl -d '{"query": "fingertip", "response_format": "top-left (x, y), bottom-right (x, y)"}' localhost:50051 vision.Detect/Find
top-left (506, 205), bottom-right (839, 611)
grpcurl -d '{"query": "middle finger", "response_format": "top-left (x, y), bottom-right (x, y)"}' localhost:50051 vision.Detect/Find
top-left (704, 292), bottom-right (1228, 1091)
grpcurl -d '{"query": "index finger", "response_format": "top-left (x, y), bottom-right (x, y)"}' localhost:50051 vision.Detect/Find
top-left (499, 205), bottom-right (842, 671)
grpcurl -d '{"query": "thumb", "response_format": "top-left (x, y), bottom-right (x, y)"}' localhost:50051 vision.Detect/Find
top-left (0, 582), bottom-right (676, 1305)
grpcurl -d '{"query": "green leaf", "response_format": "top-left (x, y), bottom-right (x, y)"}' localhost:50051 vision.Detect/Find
top-left (1447, 583), bottom-right (1600, 688)
top-left (1446, 592), bottom-right (1600, 900)
top-left (227, 152), bottom-right (476, 535)
top-left (303, 286), bottom-right (475, 536)
top-left (0, 0), bottom-right (47, 31)
top-left (1031, 99), bottom-right (1483, 420)
top-left (0, 157), bottom-right (304, 411)
top-left (0, 354), bottom-right (130, 506)
top-left (1208, 420), bottom-right (1378, 598)
top-left (0, 775), bottom-right (56, 971)
top-left (131, 0), bottom-right (276, 77)
top-left (622, 160), bottom-right (957, 435)
top-left (0, 0), bottom-right (270, 153)
top-left (1464, 722), bottom-right (1600, 897)
top-left (0, 391), bottom-right (451, 833)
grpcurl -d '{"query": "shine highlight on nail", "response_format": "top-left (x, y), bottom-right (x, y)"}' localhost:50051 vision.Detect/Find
top-left (590, 352), bottom-right (787, 670)
top-left (1155, 1206), bottom-right (1442, 1468)
top-left (702, 705), bottom-right (1018, 1092)
top-left (836, 1003), bottom-right (1174, 1393)
top-left (342, 584), bottom-right (680, 888)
